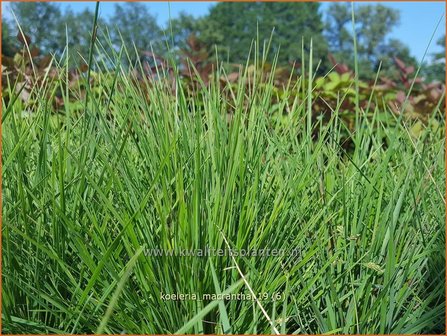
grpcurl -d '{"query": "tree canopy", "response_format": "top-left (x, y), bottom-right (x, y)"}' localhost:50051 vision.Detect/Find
top-left (196, 2), bottom-right (328, 67)
top-left (109, 3), bottom-right (162, 62)
top-left (325, 3), bottom-right (419, 79)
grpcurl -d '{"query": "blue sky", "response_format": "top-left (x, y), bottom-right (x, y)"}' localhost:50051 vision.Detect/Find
top-left (2, 1), bottom-right (445, 61)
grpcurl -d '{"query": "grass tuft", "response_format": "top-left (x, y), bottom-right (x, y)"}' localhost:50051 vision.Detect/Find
top-left (1, 17), bottom-right (445, 334)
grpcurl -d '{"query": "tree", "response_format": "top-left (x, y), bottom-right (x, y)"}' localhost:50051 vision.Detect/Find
top-left (1, 19), bottom-right (18, 57)
top-left (10, 2), bottom-right (62, 53)
top-left (325, 3), bottom-right (415, 79)
top-left (197, 2), bottom-right (328, 68)
top-left (6, 3), bottom-right (109, 65)
top-left (325, 3), bottom-right (352, 55)
top-left (52, 8), bottom-right (99, 63)
top-left (109, 3), bottom-right (162, 63)
top-left (166, 12), bottom-right (200, 51)
top-left (355, 4), bottom-right (400, 62)
top-left (421, 35), bottom-right (445, 83)
top-left (432, 34), bottom-right (445, 62)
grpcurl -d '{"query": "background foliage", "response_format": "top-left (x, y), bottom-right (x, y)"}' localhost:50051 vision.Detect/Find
top-left (2, 2), bottom-right (445, 82)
